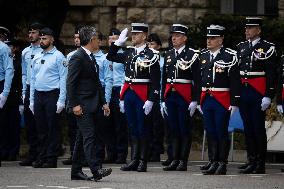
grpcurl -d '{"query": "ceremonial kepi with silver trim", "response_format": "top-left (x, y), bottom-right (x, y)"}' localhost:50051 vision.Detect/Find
top-left (171, 24), bottom-right (188, 35)
top-left (131, 23), bottom-right (149, 33)
top-left (207, 25), bottom-right (225, 37)
top-left (245, 17), bottom-right (262, 27)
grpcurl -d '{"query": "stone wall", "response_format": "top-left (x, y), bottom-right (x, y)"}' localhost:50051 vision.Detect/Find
top-left (60, 0), bottom-right (214, 47)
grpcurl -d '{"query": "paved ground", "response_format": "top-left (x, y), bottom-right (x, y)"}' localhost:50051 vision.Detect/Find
top-left (1, 161), bottom-right (284, 189)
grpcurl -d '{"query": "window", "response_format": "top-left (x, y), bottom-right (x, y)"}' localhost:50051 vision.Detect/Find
top-left (220, 0), bottom-right (278, 16)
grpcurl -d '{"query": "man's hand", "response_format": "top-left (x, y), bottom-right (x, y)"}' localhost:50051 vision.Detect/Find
top-left (29, 103), bottom-right (34, 114)
top-left (160, 102), bottom-right (168, 118)
top-left (56, 102), bottom-right (65, 114)
top-left (0, 93), bottom-right (7, 109)
top-left (103, 104), bottom-right (110, 117)
top-left (119, 100), bottom-right (125, 113)
top-left (114, 28), bottom-right (128, 46)
top-left (143, 100), bottom-right (154, 115)
top-left (188, 101), bottom-right (197, 117)
top-left (261, 97), bottom-right (271, 111)
top-left (277, 105), bottom-right (283, 114)
top-left (73, 105), bottom-right (82, 116)
top-left (19, 105), bottom-right (24, 115)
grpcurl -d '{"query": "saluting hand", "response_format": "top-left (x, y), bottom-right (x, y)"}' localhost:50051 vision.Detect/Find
top-left (73, 105), bottom-right (83, 116)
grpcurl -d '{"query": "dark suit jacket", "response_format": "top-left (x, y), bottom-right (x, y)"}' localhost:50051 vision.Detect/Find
top-left (66, 47), bottom-right (106, 114)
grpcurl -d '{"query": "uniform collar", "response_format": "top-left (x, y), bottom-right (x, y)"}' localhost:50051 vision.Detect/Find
top-left (174, 45), bottom-right (185, 56)
top-left (135, 43), bottom-right (146, 54)
top-left (42, 46), bottom-right (56, 54)
top-left (93, 50), bottom-right (104, 57)
top-left (209, 48), bottom-right (221, 59)
top-left (249, 37), bottom-right (260, 47)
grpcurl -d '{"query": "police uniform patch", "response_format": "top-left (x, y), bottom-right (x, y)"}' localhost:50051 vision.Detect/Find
top-left (202, 60), bottom-right (206, 64)
top-left (63, 61), bottom-right (68, 67)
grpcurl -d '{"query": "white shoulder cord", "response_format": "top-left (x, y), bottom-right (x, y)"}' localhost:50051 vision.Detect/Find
top-left (252, 46), bottom-right (275, 60)
top-left (212, 55), bottom-right (238, 82)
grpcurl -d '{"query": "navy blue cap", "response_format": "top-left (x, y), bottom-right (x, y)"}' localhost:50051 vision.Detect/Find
top-left (246, 17), bottom-right (262, 27)
top-left (207, 25), bottom-right (225, 37)
top-left (109, 28), bottom-right (121, 36)
top-left (40, 27), bottom-right (55, 37)
top-left (131, 23), bottom-right (149, 33)
top-left (171, 24), bottom-right (188, 35)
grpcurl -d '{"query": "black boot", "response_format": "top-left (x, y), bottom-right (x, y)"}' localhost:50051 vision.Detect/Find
top-left (162, 158), bottom-right (173, 166)
top-left (137, 138), bottom-right (148, 172)
top-left (163, 138), bottom-right (180, 171)
top-left (253, 135), bottom-right (266, 174)
top-left (242, 132), bottom-right (257, 170)
top-left (239, 163), bottom-right (256, 174)
top-left (176, 137), bottom-right (191, 171)
top-left (121, 137), bottom-right (139, 171)
top-left (215, 162), bottom-right (227, 175)
top-left (202, 139), bottom-right (218, 175)
top-left (200, 136), bottom-right (214, 171)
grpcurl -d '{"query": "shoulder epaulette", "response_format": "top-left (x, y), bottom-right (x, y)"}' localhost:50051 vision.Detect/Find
top-left (200, 48), bottom-right (209, 54)
top-left (263, 40), bottom-right (275, 47)
top-left (225, 48), bottom-right (237, 55)
top-left (126, 46), bottom-right (134, 49)
top-left (149, 48), bottom-right (159, 54)
top-left (188, 47), bottom-right (200, 53)
top-left (236, 41), bottom-right (246, 47)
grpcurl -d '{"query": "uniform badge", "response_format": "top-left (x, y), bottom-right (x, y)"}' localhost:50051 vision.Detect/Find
top-left (215, 66), bottom-right (224, 73)
top-left (154, 90), bottom-right (159, 94)
top-left (257, 48), bottom-right (264, 53)
top-left (167, 59), bottom-right (171, 62)
top-left (62, 61), bottom-right (68, 67)
top-left (202, 60), bottom-right (206, 64)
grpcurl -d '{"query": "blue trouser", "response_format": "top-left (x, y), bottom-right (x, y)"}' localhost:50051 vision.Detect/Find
top-left (34, 89), bottom-right (60, 163)
top-left (108, 86), bottom-right (128, 160)
top-left (239, 85), bottom-right (267, 164)
top-left (124, 89), bottom-right (151, 138)
top-left (24, 85), bottom-right (38, 160)
top-left (165, 91), bottom-right (193, 161)
top-left (202, 95), bottom-right (230, 162)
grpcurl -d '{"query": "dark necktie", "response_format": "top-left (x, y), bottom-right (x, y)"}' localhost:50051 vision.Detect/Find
top-left (176, 50), bottom-right (179, 58)
top-left (210, 54), bottom-right (214, 62)
top-left (90, 53), bottom-right (97, 72)
top-left (249, 41), bottom-right (253, 48)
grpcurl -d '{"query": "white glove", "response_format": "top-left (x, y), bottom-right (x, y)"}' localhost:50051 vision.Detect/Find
top-left (19, 105), bottom-right (24, 115)
top-left (261, 97), bottom-right (271, 111)
top-left (29, 103), bottom-right (34, 114)
top-left (188, 101), bottom-right (198, 117)
top-left (277, 105), bottom-right (283, 114)
top-left (143, 100), bottom-right (154, 115)
top-left (197, 105), bottom-right (203, 115)
top-left (0, 93), bottom-right (7, 109)
top-left (114, 28), bottom-right (128, 46)
top-left (119, 100), bottom-right (125, 113)
top-left (22, 94), bottom-right (25, 104)
top-left (160, 102), bottom-right (168, 118)
top-left (229, 105), bottom-right (238, 117)
top-left (56, 102), bottom-right (65, 114)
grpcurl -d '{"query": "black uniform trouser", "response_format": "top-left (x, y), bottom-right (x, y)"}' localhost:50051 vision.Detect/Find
top-left (24, 85), bottom-right (38, 160)
top-left (108, 86), bottom-right (128, 160)
top-left (34, 89), bottom-right (60, 163)
top-left (72, 113), bottom-right (101, 174)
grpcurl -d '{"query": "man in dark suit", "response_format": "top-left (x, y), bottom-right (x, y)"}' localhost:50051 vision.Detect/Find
top-left (67, 26), bottom-right (112, 181)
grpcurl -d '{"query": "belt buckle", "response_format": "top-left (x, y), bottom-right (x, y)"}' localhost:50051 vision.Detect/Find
top-left (171, 87), bottom-right (176, 92)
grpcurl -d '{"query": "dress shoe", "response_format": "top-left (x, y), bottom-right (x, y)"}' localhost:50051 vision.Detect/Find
top-left (62, 158), bottom-right (72, 165)
top-left (115, 158), bottom-right (126, 164)
top-left (137, 160), bottom-right (147, 172)
top-left (238, 162), bottom-right (250, 169)
top-left (239, 164), bottom-right (256, 174)
top-left (19, 158), bottom-right (34, 166)
top-left (163, 160), bottom-right (179, 171)
top-left (215, 162), bottom-right (227, 175)
top-left (92, 168), bottom-right (112, 181)
top-left (252, 164), bottom-right (265, 174)
top-left (42, 162), bottom-right (57, 168)
top-left (202, 162), bottom-right (219, 175)
top-left (200, 161), bottom-right (212, 171)
top-left (71, 171), bottom-right (92, 181)
top-left (120, 160), bottom-right (139, 171)
top-left (32, 160), bottom-right (45, 168)
top-left (176, 160), bottom-right (187, 171)
top-left (161, 159), bottom-right (172, 166)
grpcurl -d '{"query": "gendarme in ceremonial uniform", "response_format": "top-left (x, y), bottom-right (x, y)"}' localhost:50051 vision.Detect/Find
top-left (200, 25), bottom-right (241, 175)
top-left (106, 23), bottom-right (161, 172)
top-left (237, 17), bottom-right (277, 174)
top-left (161, 24), bottom-right (201, 171)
